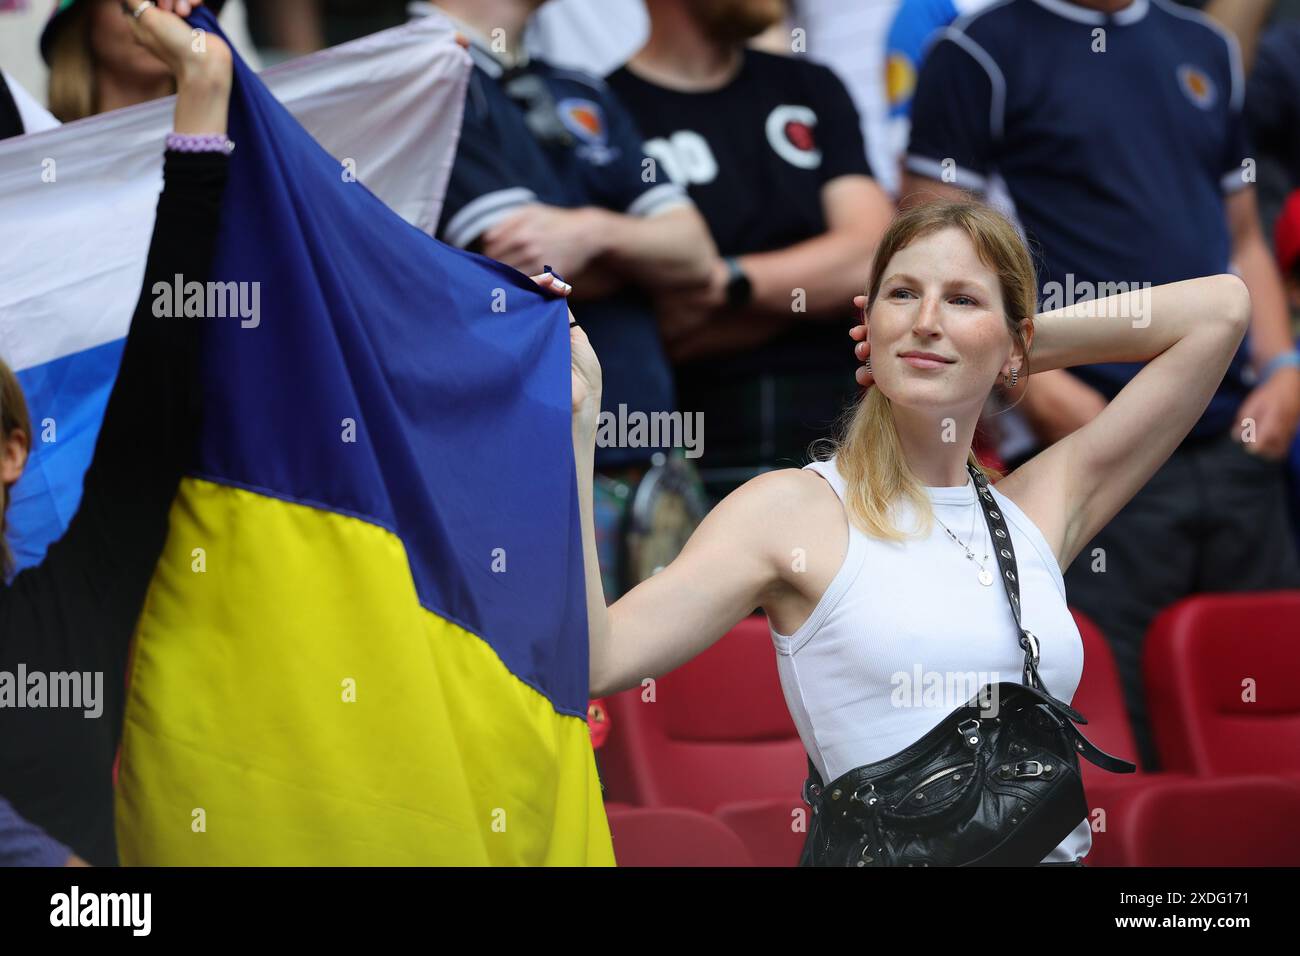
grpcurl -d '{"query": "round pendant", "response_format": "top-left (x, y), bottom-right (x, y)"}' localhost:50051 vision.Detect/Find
top-left (978, 569), bottom-right (994, 587)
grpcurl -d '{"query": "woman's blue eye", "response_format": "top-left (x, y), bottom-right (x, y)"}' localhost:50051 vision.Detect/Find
top-left (890, 288), bottom-right (914, 298)
top-left (952, 296), bottom-right (977, 306)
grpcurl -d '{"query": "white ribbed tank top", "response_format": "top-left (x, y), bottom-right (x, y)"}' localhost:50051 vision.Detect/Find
top-left (772, 456), bottom-right (1091, 863)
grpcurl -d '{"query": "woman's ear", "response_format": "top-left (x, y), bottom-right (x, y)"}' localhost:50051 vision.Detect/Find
top-left (1014, 316), bottom-right (1034, 369)
top-left (1, 428), bottom-right (29, 486)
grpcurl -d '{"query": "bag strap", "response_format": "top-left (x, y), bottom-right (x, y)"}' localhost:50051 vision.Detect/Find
top-left (966, 462), bottom-right (1051, 696)
top-left (803, 462), bottom-right (1105, 795)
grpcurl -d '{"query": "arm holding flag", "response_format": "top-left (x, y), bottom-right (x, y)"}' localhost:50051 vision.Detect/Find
top-left (571, 305), bottom-right (809, 699)
top-left (0, 0), bottom-right (232, 865)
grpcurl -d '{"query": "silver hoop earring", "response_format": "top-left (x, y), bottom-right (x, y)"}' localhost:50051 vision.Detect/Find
top-left (1006, 366), bottom-right (1019, 387)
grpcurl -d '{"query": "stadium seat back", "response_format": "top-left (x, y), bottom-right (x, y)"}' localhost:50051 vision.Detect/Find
top-left (599, 615), bottom-right (807, 811)
top-left (1144, 592), bottom-right (1300, 775)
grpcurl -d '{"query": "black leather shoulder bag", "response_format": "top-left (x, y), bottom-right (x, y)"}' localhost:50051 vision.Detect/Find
top-left (799, 462), bottom-right (1137, 867)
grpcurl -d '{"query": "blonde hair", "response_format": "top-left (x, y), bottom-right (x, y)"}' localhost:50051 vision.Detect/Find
top-left (816, 200), bottom-right (1036, 542)
top-left (47, 1), bottom-right (96, 123)
top-left (1, 356), bottom-right (32, 579)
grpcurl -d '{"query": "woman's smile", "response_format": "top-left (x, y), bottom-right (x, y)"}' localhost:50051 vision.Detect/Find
top-left (899, 350), bottom-right (957, 369)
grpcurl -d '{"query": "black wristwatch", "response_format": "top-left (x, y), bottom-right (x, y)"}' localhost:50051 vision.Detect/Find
top-left (723, 256), bottom-right (752, 310)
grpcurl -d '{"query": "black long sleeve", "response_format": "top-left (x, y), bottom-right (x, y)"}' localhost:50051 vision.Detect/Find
top-left (0, 150), bottom-right (228, 865)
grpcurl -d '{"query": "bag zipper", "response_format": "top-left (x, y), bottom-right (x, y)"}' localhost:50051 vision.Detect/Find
top-left (894, 761), bottom-right (975, 808)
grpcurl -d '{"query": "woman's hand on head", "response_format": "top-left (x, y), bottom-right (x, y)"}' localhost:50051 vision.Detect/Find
top-left (123, 0), bottom-right (231, 88)
top-left (849, 293), bottom-right (874, 389)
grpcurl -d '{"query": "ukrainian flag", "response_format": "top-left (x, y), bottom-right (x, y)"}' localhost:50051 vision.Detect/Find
top-left (115, 11), bottom-right (612, 865)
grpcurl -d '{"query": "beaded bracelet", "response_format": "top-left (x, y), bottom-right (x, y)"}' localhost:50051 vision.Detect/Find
top-left (165, 132), bottom-right (236, 155)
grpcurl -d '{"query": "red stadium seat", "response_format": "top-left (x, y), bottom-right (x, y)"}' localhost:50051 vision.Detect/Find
top-left (1144, 591), bottom-right (1300, 777)
top-left (605, 806), bottom-right (754, 866)
top-left (1071, 607), bottom-right (1144, 775)
top-left (714, 798), bottom-right (807, 867)
top-left (599, 615), bottom-right (807, 812)
top-left (1119, 776), bottom-right (1300, 866)
top-left (1070, 608), bottom-right (1194, 866)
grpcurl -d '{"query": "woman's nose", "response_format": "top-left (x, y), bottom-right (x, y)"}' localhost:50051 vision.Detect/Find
top-left (912, 295), bottom-right (942, 334)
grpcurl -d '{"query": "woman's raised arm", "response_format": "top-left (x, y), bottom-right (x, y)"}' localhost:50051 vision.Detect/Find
top-left (997, 274), bottom-right (1252, 571)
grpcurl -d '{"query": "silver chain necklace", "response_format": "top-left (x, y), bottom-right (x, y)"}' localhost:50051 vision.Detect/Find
top-left (934, 479), bottom-right (994, 586)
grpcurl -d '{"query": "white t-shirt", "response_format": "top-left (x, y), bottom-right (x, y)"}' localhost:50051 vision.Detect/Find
top-left (771, 455), bottom-right (1091, 862)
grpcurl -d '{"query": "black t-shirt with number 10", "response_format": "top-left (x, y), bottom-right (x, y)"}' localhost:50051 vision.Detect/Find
top-left (607, 48), bottom-right (873, 382)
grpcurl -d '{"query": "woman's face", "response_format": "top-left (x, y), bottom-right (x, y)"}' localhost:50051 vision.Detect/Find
top-left (89, 0), bottom-right (171, 85)
top-left (866, 227), bottom-right (1019, 413)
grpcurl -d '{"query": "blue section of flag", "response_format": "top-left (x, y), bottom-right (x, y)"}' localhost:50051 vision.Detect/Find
top-left (10, 339), bottom-right (125, 573)
top-left (187, 9), bottom-right (587, 715)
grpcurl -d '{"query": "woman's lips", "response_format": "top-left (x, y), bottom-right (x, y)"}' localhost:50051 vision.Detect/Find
top-left (900, 354), bottom-right (953, 369)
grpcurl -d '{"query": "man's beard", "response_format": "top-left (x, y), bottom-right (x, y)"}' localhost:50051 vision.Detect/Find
top-left (688, 0), bottom-right (786, 44)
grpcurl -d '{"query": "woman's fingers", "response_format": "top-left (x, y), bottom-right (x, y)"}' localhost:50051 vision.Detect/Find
top-left (528, 271), bottom-right (573, 296)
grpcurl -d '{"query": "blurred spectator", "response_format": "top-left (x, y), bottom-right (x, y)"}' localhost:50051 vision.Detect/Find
top-left (1208, 0), bottom-right (1299, 245)
top-left (37, 0), bottom-right (264, 120)
top-left (1247, 21), bottom-right (1300, 195)
top-left (788, 0), bottom-right (904, 195)
top-left (607, 0), bottom-right (894, 498)
top-left (4, 0), bottom-right (258, 105)
top-left (883, 0), bottom-right (994, 197)
top-left (525, 0), bottom-right (648, 76)
top-left (1, 68), bottom-right (58, 138)
top-left (242, 0), bottom-right (406, 57)
top-left (421, 0), bottom-right (716, 468)
top-left (41, 0), bottom-right (181, 121)
top-left (1205, 0), bottom-right (1275, 70)
top-left (902, 0), bottom-right (1300, 771)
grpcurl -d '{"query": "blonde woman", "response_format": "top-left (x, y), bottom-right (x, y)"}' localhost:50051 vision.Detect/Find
top-left (42, 0), bottom-right (212, 122)
top-left (569, 200), bottom-right (1250, 865)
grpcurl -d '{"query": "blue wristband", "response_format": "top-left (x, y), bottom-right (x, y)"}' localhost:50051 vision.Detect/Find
top-left (1258, 349), bottom-right (1300, 385)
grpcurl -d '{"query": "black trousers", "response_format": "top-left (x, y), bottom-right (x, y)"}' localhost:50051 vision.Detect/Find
top-left (1048, 429), bottom-right (1300, 773)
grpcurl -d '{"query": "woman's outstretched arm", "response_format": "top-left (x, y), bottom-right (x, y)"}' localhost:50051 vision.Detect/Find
top-left (997, 275), bottom-right (1252, 570)
top-left (568, 321), bottom-right (829, 698)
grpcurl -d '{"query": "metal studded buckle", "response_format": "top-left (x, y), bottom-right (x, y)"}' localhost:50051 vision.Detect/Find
top-left (849, 782), bottom-right (878, 809)
top-left (997, 759), bottom-right (1045, 779)
top-left (1020, 628), bottom-right (1041, 664)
